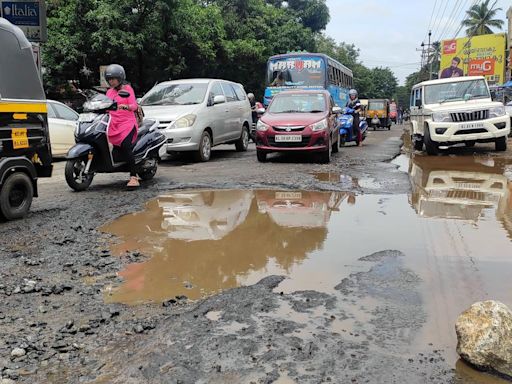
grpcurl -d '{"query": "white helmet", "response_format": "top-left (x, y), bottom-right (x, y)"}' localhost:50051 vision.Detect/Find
top-left (349, 89), bottom-right (358, 97)
top-left (247, 93), bottom-right (255, 102)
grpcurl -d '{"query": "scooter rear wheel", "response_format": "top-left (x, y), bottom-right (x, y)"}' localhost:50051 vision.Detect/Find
top-left (65, 158), bottom-right (94, 191)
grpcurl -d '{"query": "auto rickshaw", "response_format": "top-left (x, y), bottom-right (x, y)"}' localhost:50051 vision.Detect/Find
top-left (0, 18), bottom-right (52, 220)
top-left (366, 98), bottom-right (391, 130)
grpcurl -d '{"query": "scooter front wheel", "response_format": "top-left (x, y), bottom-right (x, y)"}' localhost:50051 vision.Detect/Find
top-left (65, 158), bottom-right (94, 191)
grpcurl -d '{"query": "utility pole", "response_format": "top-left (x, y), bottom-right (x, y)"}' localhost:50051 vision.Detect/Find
top-left (428, 30), bottom-right (433, 80)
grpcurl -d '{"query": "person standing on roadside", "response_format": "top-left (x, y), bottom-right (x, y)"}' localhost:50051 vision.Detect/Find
top-left (105, 64), bottom-right (140, 188)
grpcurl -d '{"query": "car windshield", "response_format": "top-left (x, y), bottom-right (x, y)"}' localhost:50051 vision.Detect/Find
top-left (369, 101), bottom-right (385, 110)
top-left (140, 83), bottom-right (208, 106)
top-left (424, 79), bottom-right (490, 104)
top-left (268, 93), bottom-right (326, 114)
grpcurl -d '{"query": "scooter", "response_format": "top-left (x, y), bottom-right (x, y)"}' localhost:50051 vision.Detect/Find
top-left (337, 107), bottom-right (368, 146)
top-left (65, 91), bottom-right (166, 191)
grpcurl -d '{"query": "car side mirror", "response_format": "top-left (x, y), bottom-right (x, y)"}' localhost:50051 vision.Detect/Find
top-left (256, 108), bottom-right (266, 114)
top-left (118, 90), bottom-right (130, 98)
top-left (213, 95), bottom-right (226, 105)
top-left (332, 106), bottom-right (342, 114)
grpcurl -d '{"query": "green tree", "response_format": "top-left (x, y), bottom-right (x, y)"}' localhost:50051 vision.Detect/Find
top-left (370, 67), bottom-right (398, 99)
top-left (462, 0), bottom-right (504, 36)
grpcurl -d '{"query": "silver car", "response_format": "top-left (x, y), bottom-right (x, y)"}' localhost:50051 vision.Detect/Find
top-left (140, 79), bottom-right (252, 161)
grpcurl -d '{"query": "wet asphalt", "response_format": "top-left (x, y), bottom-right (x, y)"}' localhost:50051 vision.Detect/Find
top-left (1, 125), bottom-right (512, 383)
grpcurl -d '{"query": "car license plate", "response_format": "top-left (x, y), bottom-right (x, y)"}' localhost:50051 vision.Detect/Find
top-left (275, 135), bottom-right (301, 142)
top-left (455, 182), bottom-right (481, 189)
top-left (275, 192), bottom-right (302, 199)
top-left (11, 128), bottom-right (29, 149)
top-left (460, 122), bottom-right (484, 129)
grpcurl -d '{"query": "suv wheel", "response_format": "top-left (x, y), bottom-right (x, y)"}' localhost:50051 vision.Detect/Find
top-left (413, 135), bottom-right (423, 151)
top-left (194, 131), bottom-right (212, 162)
top-left (495, 136), bottom-right (507, 152)
top-left (424, 126), bottom-right (439, 155)
top-left (235, 125), bottom-right (249, 152)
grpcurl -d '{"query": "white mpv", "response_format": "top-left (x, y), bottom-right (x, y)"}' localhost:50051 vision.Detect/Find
top-left (141, 79), bottom-right (252, 162)
top-left (409, 76), bottom-right (510, 155)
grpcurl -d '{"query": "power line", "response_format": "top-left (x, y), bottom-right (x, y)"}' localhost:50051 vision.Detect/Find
top-left (424, 0), bottom-right (439, 42)
top-left (430, 0), bottom-right (451, 40)
top-left (435, 0), bottom-right (465, 41)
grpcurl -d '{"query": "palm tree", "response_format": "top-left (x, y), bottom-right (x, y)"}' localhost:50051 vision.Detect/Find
top-left (462, 0), bottom-right (504, 36)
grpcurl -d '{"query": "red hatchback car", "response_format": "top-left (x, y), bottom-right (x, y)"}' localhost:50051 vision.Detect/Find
top-left (255, 90), bottom-right (341, 163)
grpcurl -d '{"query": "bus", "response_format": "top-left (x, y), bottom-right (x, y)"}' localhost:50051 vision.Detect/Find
top-left (264, 52), bottom-right (353, 108)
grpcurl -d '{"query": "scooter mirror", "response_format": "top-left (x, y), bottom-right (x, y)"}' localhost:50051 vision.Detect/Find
top-left (332, 106), bottom-right (342, 114)
top-left (118, 90), bottom-right (130, 98)
top-left (256, 108), bottom-right (266, 114)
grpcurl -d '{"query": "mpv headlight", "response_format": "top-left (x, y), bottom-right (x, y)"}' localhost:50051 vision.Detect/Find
top-left (172, 114), bottom-right (196, 129)
top-left (489, 106), bottom-right (506, 118)
top-left (256, 120), bottom-right (270, 131)
top-left (311, 118), bottom-right (328, 131)
top-left (432, 112), bottom-right (451, 122)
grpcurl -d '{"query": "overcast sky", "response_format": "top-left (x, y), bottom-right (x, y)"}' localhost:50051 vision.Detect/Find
top-left (325, 0), bottom-right (510, 84)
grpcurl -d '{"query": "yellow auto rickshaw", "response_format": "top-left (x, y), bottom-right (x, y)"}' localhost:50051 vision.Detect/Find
top-left (367, 98), bottom-right (391, 130)
top-left (0, 18), bottom-right (52, 220)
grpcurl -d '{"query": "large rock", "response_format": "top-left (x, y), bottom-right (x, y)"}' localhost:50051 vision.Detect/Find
top-left (456, 300), bottom-right (512, 377)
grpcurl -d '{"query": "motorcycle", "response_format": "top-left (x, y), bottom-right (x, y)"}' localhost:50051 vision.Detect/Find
top-left (337, 107), bottom-right (368, 146)
top-left (65, 91), bottom-right (166, 191)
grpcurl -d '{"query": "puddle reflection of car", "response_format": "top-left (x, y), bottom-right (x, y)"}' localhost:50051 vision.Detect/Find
top-left (409, 156), bottom-right (510, 220)
top-left (256, 190), bottom-right (344, 228)
top-left (156, 190), bottom-right (253, 240)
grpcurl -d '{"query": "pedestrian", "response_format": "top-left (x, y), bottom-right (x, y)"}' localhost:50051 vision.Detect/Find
top-left (105, 64), bottom-right (140, 188)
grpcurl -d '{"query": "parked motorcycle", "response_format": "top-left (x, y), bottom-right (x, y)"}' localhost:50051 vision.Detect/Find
top-left (338, 107), bottom-right (368, 146)
top-left (65, 91), bottom-right (166, 191)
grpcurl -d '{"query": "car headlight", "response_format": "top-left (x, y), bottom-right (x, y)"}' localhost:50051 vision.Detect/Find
top-left (311, 119), bottom-right (328, 131)
top-left (256, 120), bottom-right (270, 131)
top-left (432, 112), bottom-right (451, 122)
top-left (172, 114), bottom-right (196, 129)
top-left (489, 106), bottom-right (506, 118)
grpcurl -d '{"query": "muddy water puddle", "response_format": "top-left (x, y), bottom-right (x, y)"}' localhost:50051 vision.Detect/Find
top-left (102, 153), bottom-right (512, 379)
top-left (310, 172), bottom-right (381, 189)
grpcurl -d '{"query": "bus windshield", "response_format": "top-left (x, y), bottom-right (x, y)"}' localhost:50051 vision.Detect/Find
top-left (267, 57), bottom-right (326, 88)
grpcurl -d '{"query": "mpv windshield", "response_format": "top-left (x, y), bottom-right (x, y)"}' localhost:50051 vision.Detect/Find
top-left (424, 79), bottom-right (490, 104)
top-left (268, 93), bottom-right (326, 114)
top-left (140, 83), bottom-right (208, 106)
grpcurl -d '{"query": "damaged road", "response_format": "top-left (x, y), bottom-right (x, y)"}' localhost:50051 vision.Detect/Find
top-left (1, 127), bottom-right (512, 383)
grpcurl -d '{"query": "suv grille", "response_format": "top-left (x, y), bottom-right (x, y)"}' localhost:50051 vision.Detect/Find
top-left (158, 121), bottom-right (173, 129)
top-left (450, 110), bottom-right (489, 122)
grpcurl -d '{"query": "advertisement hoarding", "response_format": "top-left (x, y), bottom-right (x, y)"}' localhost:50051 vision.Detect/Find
top-left (440, 33), bottom-right (506, 85)
top-left (0, 0), bottom-right (47, 42)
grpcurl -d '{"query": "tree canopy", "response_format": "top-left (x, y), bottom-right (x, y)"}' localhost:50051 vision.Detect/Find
top-left (42, 0), bottom-right (397, 101)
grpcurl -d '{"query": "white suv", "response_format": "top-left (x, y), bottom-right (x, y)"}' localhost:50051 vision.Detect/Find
top-left (409, 76), bottom-right (510, 155)
top-left (141, 79), bottom-right (252, 162)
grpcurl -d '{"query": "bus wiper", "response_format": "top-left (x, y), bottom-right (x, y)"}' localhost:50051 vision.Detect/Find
top-left (309, 110), bottom-right (324, 113)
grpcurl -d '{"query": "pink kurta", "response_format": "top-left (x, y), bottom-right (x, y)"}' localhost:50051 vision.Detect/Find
top-left (106, 84), bottom-right (139, 146)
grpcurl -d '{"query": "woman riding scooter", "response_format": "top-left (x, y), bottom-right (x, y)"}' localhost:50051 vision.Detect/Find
top-left (105, 64), bottom-right (140, 187)
top-left (346, 89), bottom-right (362, 146)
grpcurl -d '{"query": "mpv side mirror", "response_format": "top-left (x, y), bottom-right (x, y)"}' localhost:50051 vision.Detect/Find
top-left (332, 106), bottom-right (342, 114)
top-left (118, 90), bottom-right (130, 98)
top-left (213, 95), bottom-right (226, 105)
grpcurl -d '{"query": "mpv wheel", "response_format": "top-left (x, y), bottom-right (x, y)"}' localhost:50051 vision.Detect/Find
top-left (194, 131), bottom-right (212, 162)
top-left (235, 126), bottom-right (249, 152)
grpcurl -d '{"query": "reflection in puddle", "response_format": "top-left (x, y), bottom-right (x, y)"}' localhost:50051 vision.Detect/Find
top-left (409, 155), bottom-right (510, 221)
top-left (102, 154), bottom-right (512, 377)
top-left (102, 190), bottom-right (350, 304)
top-left (310, 172), bottom-right (354, 187)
